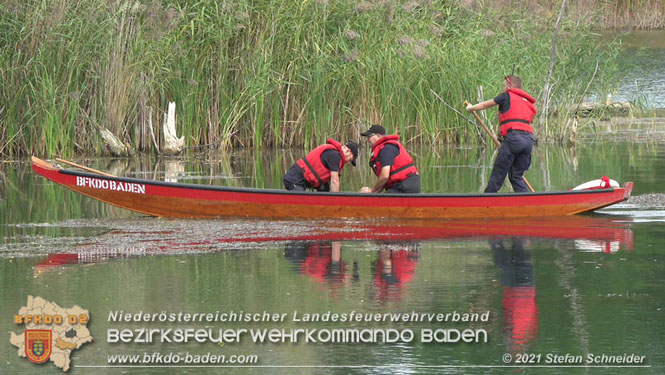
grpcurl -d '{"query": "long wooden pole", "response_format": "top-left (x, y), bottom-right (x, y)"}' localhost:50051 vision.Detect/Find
top-left (464, 101), bottom-right (535, 193)
top-left (56, 158), bottom-right (115, 178)
top-left (430, 89), bottom-right (485, 145)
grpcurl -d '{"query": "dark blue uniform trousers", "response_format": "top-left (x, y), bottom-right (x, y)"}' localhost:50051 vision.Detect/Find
top-left (484, 130), bottom-right (534, 193)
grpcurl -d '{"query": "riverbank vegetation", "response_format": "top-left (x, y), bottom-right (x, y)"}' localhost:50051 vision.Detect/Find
top-left (0, 0), bottom-right (653, 157)
top-left (488, 0), bottom-right (664, 30)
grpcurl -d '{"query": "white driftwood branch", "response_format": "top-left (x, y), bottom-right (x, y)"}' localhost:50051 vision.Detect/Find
top-left (100, 128), bottom-right (128, 156)
top-left (162, 101), bottom-right (184, 154)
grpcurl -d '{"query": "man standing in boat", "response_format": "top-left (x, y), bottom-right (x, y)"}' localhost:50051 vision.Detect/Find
top-left (283, 139), bottom-right (359, 192)
top-left (466, 75), bottom-right (536, 193)
top-left (359, 125), bottom-right (421, 194)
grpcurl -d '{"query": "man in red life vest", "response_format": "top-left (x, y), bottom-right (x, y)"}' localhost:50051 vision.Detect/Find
top-left (359, 125), bottom-right (421, 194)
top-left (466, 75), bottom-right (537, 193)
top-left (283, 139), bottom-right (359, 192)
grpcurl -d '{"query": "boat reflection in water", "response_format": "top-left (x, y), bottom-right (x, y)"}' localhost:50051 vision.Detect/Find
top-left (33, 246), bottom-right (148, 276)
top-left (491, 237), bottom-right (537, 353)
top-left (33, 215), bottom-right (633, 275)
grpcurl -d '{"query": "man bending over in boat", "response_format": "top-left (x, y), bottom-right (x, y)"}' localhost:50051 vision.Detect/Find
top-left (359, 125), bottom-right (421, 194)
top-left (466, 75), bottom-right (536, 193)
top-left (283, 139), bottom-right (359, 192)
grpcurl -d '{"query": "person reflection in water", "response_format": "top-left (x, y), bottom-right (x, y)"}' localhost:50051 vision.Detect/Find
top-left (490, 237), bottom-right (537, 353)
top-left (372, 242), bottom-right (420, 301)
top-left (284, 241), bottom-right (358, 291)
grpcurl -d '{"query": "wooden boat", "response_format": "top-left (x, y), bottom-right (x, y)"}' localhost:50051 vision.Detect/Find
top-left (31, 156), bottom-right (633, 220)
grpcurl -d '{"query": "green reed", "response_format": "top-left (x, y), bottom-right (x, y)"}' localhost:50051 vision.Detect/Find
top-left (487, 0), bottom-right (664, 29)
top-left (0, 0), bottom-right (630, 157)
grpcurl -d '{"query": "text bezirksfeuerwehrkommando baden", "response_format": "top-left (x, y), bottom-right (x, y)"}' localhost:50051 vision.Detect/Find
top-left (107, 311), bottom-right (491, 344)
top-left (107, 326), bottom-right (488, 344)
top-left (108, 310), bottom-right (490, 324)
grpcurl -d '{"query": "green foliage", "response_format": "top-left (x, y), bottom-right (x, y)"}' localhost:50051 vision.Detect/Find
top-left (0, 0), bottom-right (626, 156)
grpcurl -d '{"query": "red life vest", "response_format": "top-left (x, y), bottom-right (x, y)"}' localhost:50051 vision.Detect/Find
top-left (498, 88), bottom-right (537, 137)
top-left (369, 135), bottom-right (418, 188)
top-left (297, 139), bottom-right (346, 188)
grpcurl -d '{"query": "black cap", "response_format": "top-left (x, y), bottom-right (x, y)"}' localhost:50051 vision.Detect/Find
top-left (360, 124), bottom-right (386, 137)
top-left (345, 141), bottom-right (359, 166)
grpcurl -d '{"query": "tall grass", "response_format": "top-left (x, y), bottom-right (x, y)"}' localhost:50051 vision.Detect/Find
top-left (486, 0), bottom-right (665, 29)
top-left (0, 0), bottom-right (634, 157)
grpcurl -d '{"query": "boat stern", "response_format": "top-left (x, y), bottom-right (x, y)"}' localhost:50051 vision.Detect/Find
top-left (622, 182), bottom-right (634, 201)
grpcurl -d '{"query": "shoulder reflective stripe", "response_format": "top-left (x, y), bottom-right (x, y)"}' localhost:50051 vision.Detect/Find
top-left (301, 158), bottom-right (324, 187)
top-left (390, 163), bottom-right (415, 176)
top-left (500, 119), bottom-right (531, 125)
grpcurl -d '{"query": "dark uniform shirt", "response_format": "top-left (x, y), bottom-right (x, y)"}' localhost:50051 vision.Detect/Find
top-left (377, 144), bottom-right (399, 168)
top-left (494, 92), bottom-right (510, 114)
top-left (320, 149), bottom-right (342, 172)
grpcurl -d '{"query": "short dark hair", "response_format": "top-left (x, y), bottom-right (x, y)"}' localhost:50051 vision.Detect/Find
top-left (505, 75), bottom-right (522, 89)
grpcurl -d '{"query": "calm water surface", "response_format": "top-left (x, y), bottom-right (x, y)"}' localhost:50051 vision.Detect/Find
top-left (613, 30), bottom-right (665, 109)
top-left (1, 143), bottom-right (664, 374)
